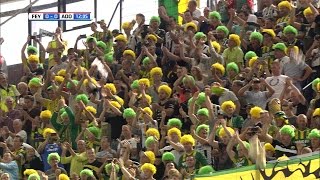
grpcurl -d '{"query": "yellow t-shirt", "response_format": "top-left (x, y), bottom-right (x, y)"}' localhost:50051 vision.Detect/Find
top-left (47, 40), bottom-right (68, 67)
top-left (43, 98), bottom-right (60, 113)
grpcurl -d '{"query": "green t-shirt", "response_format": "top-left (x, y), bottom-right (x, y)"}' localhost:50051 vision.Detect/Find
top-left (159, 0), bottom-right (178, 20)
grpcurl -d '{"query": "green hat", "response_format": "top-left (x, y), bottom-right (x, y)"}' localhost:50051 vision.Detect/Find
top-left (105, 163), bottom-right (120, 174)
top-left (104, 52), bottom-right (114, 63)
top-left (130, 80), bottom-right (139, 90)
top-left (27, 45), bottom-right (38, 54)
top-left (283, 25), bottom-right (298, 36)
top-left (196, 124), bottom-right (209, 135)
top-left (216, 26), bottom-right (229, 36)
top-left (211, 86), bottom-right (224, 95)
top-left (47, 152), bottom-right (60, 164)
top-left (194, 32), bottom-right (207, 40)
top-left (209, 11), bottom-right (221, 21)
top-left (308, 129), bottom-right (320, 139)
top-left (150, 16), bottom-right (161, 24)
top-left (244, 51), bottom-right (257, 61)
top-left (142, 57), bottom-right (151, 66)
top-left (273, 43), bottom-right (287, 51)
top-left (249, 31), bottom-right (263, 44)
top-left (236, 141), bottom-right (250, 151)
top-left (274, 111), bottom-right (288, 119)
top-left (145, 136), bottom-right (156, 148)
top-left (197, 108), bottom-right (209, 117)
top-left (167, 118), bottom-right (182, 129)
top-left (86, 36), bottom-right (97, 43)
top-left (226, 62), bottom-right (239, 74)
top-left (198, 165), bottom-right (215, 175)
top-left (66, 80), bottom-right (79, 89)
top-left (97, 41), bottom-right (107, 51)
top-left (123, 108), bottom-right (136, 118)
top-left (80, 169), bottom-right (94, 177)
top-left (279, 125), bottom-right (295, 138)
top-left (162, 152), bottom-right (175, 162)
top-left (76, 94), bottom-right (89, 105)
top-left (195, 92), bottom-right (206, 106)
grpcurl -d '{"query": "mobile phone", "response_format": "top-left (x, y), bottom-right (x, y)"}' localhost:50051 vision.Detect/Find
top-left (30, 35), bottom-right (36, 39)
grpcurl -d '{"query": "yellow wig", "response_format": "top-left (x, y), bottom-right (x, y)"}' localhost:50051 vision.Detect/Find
top-left (43, 128), bottom-right (56, 139)
top-left (211, 63), bottom-right (225, 75)
top-left (250, 106), bottom-right (263, 119)
top-left (146, 128), bottom-right (160, 140)
top-left (24, 169), bottom-right (38, 176)
top-left (229, 34), bottom-right (241, 46)
top-left (158, 85), bottom-right (172, 97)
top-left (114, 95), bottom-right (124, 106)
top-left (221, 101), bottom-right (236, 112)
top-left (313, 108), bottom-right (320, 117)
top-left (141, 163), bottom-right (157, 175)
top-left (123, 49), bottom-right (136, 59)
top-left (146, 34), bottom-right (158, 43)
top-left (85, 106), bottom-right (97, 115)
top-left (303, 7), bottom-right (313, 17)
top-left (40, 110), bottom-right (52, 119)
top-left (278, 1), bottom-right (292, 10)
top-left (167, 127), bottom-right (182, 139)
top-left (28, 55), bottom-right (40, 63)
top-left (142, 107), bottom-right (153, 117)
top-left (150, 67), bottom-right (163, 77)
top-left (184, 22), bottom-right (197, 32)
top-left (264, 143), bottom-right (275, 152)
top-left (57, 69), bottom-right (66, 77)
top-left (110, 101), bottom-right (121, 109)
top-left (248, 57), bottom-right (258, 68)
top-left (54, 76), bottom-right (64, 84)
top-left (144, 151), bottom-right (156, 164)
top-left (138, 94), bottom-right (152, 105)
top-left (122, 22), bottom-right (133, 29)
top-left (104, 83), bottom-right (117, 95)
top-left (138, 78), bottom-right (151, 88)
top-left (211, 41), bottom-right (221, 54)
top-left (180, 134), bottom-right (195, 146)
top-left (262, 29), bottom-right (276, 38)
top-left (218, 127), bottom-right (235, 138)
top-left (58, 174), bottom-right (70, 180)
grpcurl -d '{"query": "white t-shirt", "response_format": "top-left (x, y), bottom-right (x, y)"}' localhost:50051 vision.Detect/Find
top-left (266, 75), bottom-right (288, 100)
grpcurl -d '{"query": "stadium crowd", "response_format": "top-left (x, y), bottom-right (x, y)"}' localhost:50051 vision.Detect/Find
top-left (0, 0), bottom-right (320, 179)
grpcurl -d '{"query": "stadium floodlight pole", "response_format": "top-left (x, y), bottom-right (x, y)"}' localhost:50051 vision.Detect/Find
top-left (107, 0), bottom-right (121, 29)
top-left (0, 0), bottom-right (39, 26)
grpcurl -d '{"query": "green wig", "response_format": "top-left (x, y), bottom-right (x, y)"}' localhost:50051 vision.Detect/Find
top-left (28, 173), bottom-right (41, 180)
top-left (197, 108), bottom-right (209, 117)
top-left (244, 51), bottom-right (257, 61)
top-left (123, 108), bottom-right (136, 118)
top-left (236, 141), bottom-right (251, 151)
top-left (249, 31), bottom-right (263, 44)
top-left (27, 45), bottom-right (38, 54)
top-left (104, 52), bottom-right (114, 63)
top-left (80, 169), bottom-right (94, 177)
top-left (279, 125), bottom-right (295, 138)
top-left (76, 94), bottom-right (89, 105)
top-left (283, 25), bottom-right (298, 36)
top-left (194, 32), bottom-right (207, 40)
top-left (86, 36), bottom-right (97, 43)
top-left (28, 77), bottom-right (42, 87)
top-left (195, 92), bottom-right (206, 106)
top-left (88, 126), bottom-right (101, 138)
top-left (226, 62), bottom-right (239, 74)
top-left (209, 11), bottom-right (221, 21)
top-left (312, 78), bottom-right (320, 91)
top-left (182, 75), bottom-right (195, 86)
top-left (97, 41), bottom-right (107, 51)
top-left (198, 165), bottom-right (215, 175)
top-left (216, 26), bottom-right (229, 36)
top-left (150, 16), bottom-right (161, 24)
top-left (162, 152), bottom-right (175, 162)
top-left (196, 124), bottom-right (209, 135)
top-left (105, 163), bottom-right (120, 174)
top-left (131, 80), bottom-right (139, 90)
top-left (167, 118), bottom-right (182, 129)
top-left (47, 152), bottom-right (60, 164)
top-left (145, 136), bottom-right (156, 148)
top-left (142, 57), bottom-right (151, 66)
top-left (66, 80), bottom-right (79, 89)
top-left (308, 129), bottom-right (320, 139)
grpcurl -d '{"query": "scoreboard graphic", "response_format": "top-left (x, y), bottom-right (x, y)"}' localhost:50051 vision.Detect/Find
top-left (28, 12), bottom-right (91, 21)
